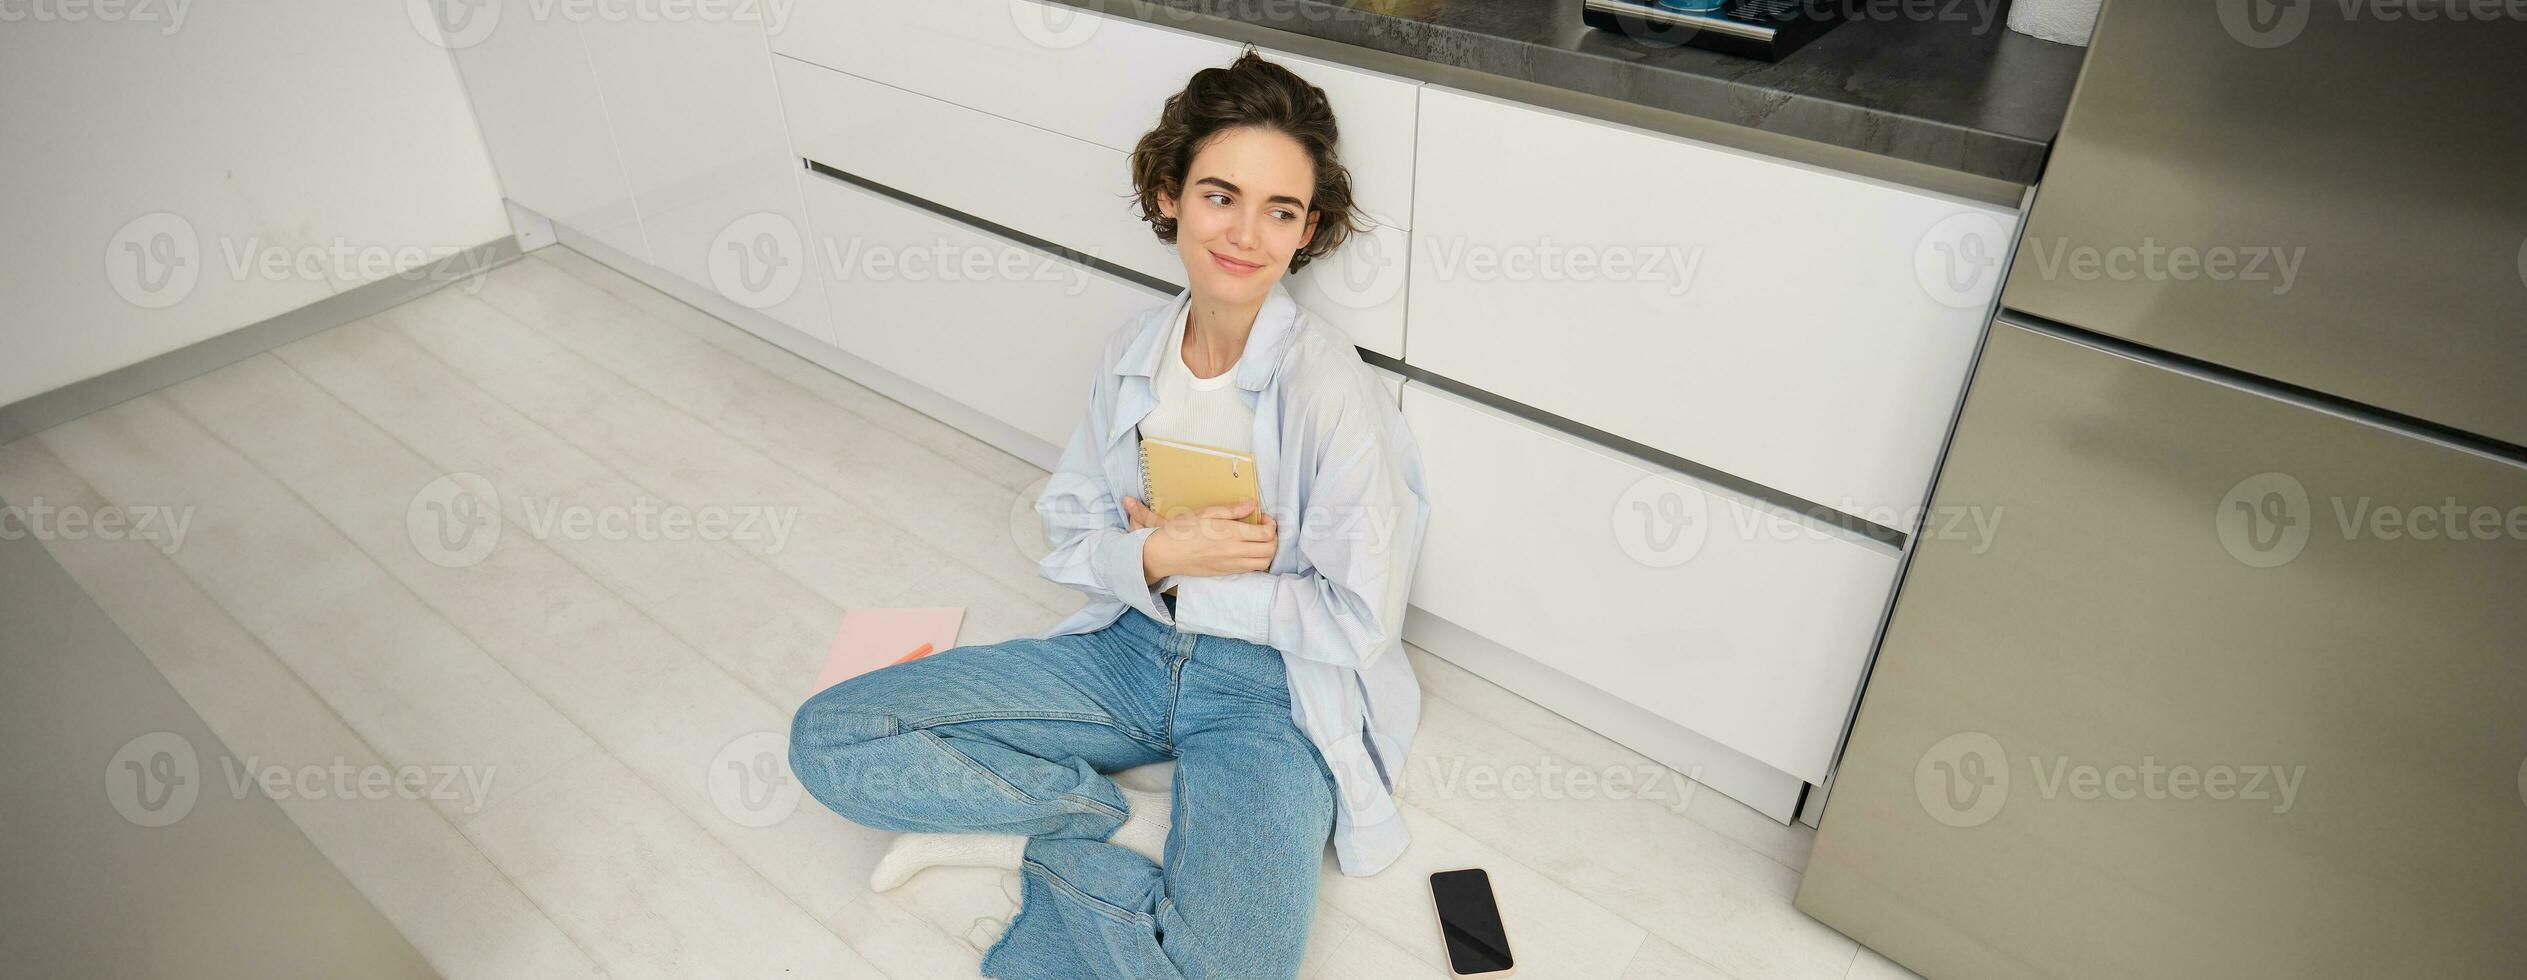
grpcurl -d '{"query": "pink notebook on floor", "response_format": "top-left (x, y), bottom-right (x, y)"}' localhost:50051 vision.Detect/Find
top-left (812, 607), bottom-right (966, 695)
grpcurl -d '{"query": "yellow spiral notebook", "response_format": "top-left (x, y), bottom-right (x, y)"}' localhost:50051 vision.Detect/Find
top-left (1136, 434), bottom-right (1266, 524)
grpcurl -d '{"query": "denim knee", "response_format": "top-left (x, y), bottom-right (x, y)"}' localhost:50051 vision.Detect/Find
top-left (788, 684), bottom-right (903, 818)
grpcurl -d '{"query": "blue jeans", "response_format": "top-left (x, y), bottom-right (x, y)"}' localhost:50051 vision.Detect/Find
top-left (789, 599), bottom-right (1339, 979)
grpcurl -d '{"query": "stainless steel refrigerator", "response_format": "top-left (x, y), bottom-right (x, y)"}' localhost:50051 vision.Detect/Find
top-left (1794, 2), bottom-right (2527, 977)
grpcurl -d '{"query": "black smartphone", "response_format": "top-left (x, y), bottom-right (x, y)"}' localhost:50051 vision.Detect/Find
top-left (1428, 867), bottom-right (1515, 977)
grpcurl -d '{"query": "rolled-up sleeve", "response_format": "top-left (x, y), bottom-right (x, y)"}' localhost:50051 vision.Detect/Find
top-left (1035, 369), bottom-right (1177, 627)
top-left (1173, 383), bottom-right (1427, 672)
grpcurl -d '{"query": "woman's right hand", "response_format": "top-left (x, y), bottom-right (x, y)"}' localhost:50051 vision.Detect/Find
top-left (1127, 497), bottom-right (1277, 583)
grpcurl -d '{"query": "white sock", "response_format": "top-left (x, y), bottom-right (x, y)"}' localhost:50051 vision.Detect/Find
top-left (868, 832), bottom-right (1025, 892)
top-left (1108, 786), bottom-right (1172, 866)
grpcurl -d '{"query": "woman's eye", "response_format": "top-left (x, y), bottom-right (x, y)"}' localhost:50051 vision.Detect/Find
top-left (1205, 193), bottom-right (1231, 206)
top-left (1272, 209), bottom-right (1296, 222)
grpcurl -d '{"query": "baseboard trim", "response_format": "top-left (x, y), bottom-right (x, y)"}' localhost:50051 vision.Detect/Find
top-left (1403, 604), bottom-right (1812, 824)
top-left (0, 236), bottom-right (525, 444)
top-left (550, 222), bottom-right (1067, 472)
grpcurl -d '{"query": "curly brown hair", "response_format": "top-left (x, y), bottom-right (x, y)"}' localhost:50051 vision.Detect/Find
top-left (1128, 48), bottom-right (1363, 274)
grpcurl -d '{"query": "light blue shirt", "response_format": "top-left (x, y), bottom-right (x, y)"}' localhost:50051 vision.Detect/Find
top-left (1035, 281), bottom-right (1429, 877)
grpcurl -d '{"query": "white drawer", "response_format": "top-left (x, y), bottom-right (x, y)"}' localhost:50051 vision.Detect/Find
top-left (773, 55), bottom-right (1407, 359)
top-left (1400, 382), bottom-right (1900, 782)
top-left (1408, 86), bottom-right (2012, 523)
top-left (767, 0), bottom-right (1416, 228)
top-left (799, 171), bottom-right (1168, 449)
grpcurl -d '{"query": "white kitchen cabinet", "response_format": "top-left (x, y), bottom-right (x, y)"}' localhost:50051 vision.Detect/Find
top-left (578, 15), bottom-right (830, 342)
top-left (771, 54), bottom-right (1407, 359)
top-left (1401, 382), bottom-right (1901, 783)
top-left (436, 7), bottom-right (646, 263)
top-left (767, 0), bottom-right (1416, 228)
top-left (799, 171), bottom-right (1169, 449)
top-left (1409, 86), bottom-right (2013, 524)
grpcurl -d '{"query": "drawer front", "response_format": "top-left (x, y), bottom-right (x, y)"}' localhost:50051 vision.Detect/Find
top-left (1408, 86), bottom-right (2012, 522)
top-left (767, 0), bottom-right (1416, 228)
top-left (800, 171), bottom-right (1168, 448)
top-left (1401, 382), bottom-right (1900, 781)
top-left (774, 55), bottom-right (1406, 359)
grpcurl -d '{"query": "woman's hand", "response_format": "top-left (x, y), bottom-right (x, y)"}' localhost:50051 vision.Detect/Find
top-left (1125, 496), bottom-right (1276, 583)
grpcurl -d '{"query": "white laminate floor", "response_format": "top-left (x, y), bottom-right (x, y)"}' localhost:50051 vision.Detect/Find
top-left (0, 248), bottom-right (1918, 980)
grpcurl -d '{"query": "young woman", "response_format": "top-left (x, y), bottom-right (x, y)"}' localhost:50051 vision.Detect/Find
top-left (789, 50), bottom-right (1429, 978)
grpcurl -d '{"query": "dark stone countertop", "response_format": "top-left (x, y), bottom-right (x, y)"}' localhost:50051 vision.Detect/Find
top-left (1053, 0), bottom-right (2089, 188)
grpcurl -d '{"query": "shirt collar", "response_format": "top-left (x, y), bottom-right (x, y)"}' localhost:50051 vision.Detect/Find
top-left (1116, 280), bottom-right (1302, 395)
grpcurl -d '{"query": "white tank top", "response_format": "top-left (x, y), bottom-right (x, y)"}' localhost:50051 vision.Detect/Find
top-left (1138, 299), bottom-right (1256, 457)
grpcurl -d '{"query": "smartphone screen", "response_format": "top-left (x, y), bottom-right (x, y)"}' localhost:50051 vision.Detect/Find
top-left (1430, 868), bottom-right (1513, 975)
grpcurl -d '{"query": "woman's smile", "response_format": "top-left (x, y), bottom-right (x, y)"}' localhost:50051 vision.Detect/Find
top-left (1208, 249), bottom-right (1264, 276)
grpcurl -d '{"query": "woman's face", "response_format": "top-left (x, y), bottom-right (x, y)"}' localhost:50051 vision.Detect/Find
top-left (1159, 126), bottom-right (1320, 308)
